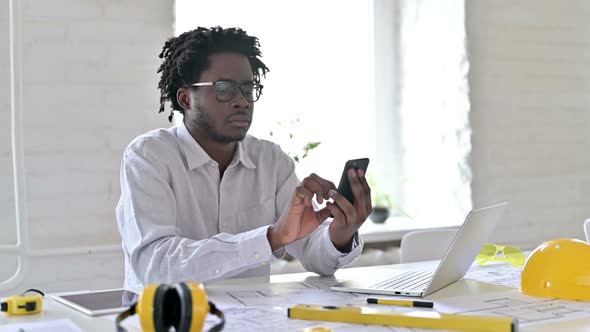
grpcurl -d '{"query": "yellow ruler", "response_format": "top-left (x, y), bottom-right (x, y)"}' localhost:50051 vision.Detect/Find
top-left (288, 304), bottom-right (516, 332)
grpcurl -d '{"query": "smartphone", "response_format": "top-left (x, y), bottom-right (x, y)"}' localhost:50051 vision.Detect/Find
top-left (336, 158), bottom-right (370, 204)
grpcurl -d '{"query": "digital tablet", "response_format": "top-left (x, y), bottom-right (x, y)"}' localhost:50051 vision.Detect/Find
top-left (52, 288), bottom-right (129, 316)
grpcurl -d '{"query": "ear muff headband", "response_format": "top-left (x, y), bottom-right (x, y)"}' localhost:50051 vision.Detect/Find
top-left (115, 282), bottom-right (225, 332)
top-left (115, 304), bottom-right (135, 332)
top-left (207, 302), bottom-right (225, 332)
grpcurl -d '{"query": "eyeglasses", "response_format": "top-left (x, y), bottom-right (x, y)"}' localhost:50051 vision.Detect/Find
top-left (189, 80), bottom-right (263, 103)
top-left (475, 243), bottom-right (525, 267)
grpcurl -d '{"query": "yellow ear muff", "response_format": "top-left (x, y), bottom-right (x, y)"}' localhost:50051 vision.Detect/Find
top-left (184, 282), bottom-right (210, 332)
top-left (135, 283), bottom-right (160, 332)
top-left (116, 282), bottom-right (224, 332)
top-left (154, 284), bottom-right (180, 332)
top-left (137, 282), bottom-right (210, 332)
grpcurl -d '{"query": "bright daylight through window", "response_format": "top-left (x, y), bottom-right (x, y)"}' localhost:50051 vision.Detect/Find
top-left (175, 0), bottom-right (471, 225)
top-left (175, 0), bottom-right (376, 187)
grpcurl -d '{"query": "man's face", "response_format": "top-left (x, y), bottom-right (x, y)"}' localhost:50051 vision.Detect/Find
top-left (184, 52), bottom-right (255, 143)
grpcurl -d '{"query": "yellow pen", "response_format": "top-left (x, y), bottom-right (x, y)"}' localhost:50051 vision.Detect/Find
top-left (367, 298), bottom-right (434, 308)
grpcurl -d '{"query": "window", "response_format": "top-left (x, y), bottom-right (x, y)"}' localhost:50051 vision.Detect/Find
top-left (175, 0), bottom-right (472, 224)
top-left (175, 0), bottom-right (377, 189)
top-left (395, 0), bottom-right (472, 224)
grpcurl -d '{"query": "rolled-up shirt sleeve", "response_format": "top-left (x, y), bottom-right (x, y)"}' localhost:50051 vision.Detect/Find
top-left (274, 153), bottom-right (364, 276)
top-left (117, 143), bottom-right (275, 293)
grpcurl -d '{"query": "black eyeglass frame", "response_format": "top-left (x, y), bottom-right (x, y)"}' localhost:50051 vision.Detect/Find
top-left (188, 80), bottom-right (264, 103)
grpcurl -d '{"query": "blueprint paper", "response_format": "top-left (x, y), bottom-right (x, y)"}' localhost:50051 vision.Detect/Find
top-left (0, 319), bottom-right (83, 332)
top-left (464, 264), bottom-right (522, 289)
top-left (435, 290), bottom-right (590, 326)
top-left (202, 306), bottom-right (458, 332)
top-left (205, 276), bottom-right (590, 329)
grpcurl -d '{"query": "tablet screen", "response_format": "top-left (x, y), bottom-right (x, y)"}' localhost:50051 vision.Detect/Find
top-left (52, 289), bottom-right (129, 316)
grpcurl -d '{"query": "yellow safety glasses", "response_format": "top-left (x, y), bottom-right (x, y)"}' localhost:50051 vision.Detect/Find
top-left (475, 244), bottom-right (525, 267)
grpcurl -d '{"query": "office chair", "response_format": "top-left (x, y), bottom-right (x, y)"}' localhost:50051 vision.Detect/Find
top-left (400, 229), bottom-right (458, 263)
top-left (584, 219), bottom-right (590, 243)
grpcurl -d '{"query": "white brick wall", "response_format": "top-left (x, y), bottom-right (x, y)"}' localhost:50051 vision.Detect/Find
top-left (3, 0), bottom-right (590, 295)
top-left (467, 1), bottom-right (590, 249)
top-left (0, 0), bottom-right (173, 295)
top-left (20, 0), bottom-right (172, 249)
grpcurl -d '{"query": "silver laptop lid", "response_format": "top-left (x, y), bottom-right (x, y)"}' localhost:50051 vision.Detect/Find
top-left (423, 202), bottom-right (508, 296)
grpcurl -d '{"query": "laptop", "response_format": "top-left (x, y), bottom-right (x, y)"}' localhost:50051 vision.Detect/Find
top-left (331, 202), bottom-right (508, 297)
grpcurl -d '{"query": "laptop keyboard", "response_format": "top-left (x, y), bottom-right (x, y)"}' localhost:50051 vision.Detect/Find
top-left (370, 271), bottom-right (434, 292)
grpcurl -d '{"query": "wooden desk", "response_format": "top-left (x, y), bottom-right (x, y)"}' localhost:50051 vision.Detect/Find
top-left (2, 262), bottom-right (589, 331)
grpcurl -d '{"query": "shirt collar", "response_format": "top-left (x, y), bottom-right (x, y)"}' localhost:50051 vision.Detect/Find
top-left (234, 138), bottom-right (256, 169)
top-left (177, 122), bottom-right (256, 170)
top-left (177, 122), bottom-right (210, 170)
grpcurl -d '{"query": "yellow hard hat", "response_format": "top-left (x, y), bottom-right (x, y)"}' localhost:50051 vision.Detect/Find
top-left (521, 238), bottom-right (590, 301)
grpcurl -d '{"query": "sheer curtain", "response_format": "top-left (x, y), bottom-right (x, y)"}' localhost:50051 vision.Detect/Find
top-left (398, 0), bottom-right (472, 224)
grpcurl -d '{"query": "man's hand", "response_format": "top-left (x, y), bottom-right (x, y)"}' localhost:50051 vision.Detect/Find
top-left (267, 174), bottom-right (335, 251)
top-left (326, 168), bottom-right (372, 252)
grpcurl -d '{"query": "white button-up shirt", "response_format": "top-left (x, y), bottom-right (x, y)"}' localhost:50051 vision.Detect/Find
top-left (116, 123), bottom-right (363, 294)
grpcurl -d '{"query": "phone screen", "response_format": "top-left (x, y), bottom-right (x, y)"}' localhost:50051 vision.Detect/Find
top-left (336, 158), bottom-right (370, 204)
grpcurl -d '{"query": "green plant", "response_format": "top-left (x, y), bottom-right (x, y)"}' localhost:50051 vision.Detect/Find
top-left (366, 172), bottom-right (391, 208)
top-left (269, 118), bottom-right (321, 163)
top-left (366, 172), bottom-right (414, 220)
top-left (373, 188), bottom-right (394, 209)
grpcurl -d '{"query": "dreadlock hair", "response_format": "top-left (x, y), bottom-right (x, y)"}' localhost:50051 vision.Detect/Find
top-left (157, 26), bottom-right (270, 122)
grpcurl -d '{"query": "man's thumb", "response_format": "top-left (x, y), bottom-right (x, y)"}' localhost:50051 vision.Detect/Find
top-left (317, 207), bottom-right (332, 222)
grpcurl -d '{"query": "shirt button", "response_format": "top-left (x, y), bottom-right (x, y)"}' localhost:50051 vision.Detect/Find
top-left (215, 269), bottom-right (220, 275)
top-left (254, 252), bottom-right (260, 260)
